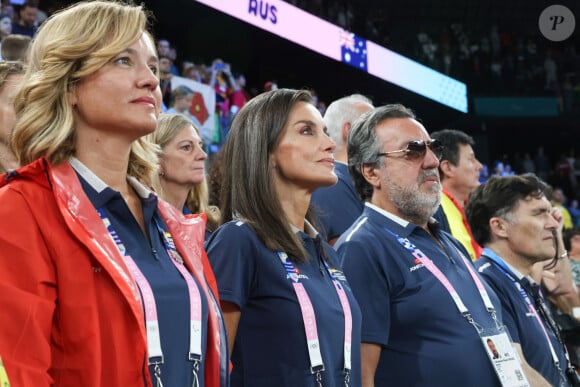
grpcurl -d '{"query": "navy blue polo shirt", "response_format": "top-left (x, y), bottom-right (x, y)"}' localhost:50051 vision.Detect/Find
top-left (476, 250), bottom-right (569, 386)
top-left (335, 203), bottom-right (503, 386)
top-left (206, 220), bottom-right (362, 387)
top-left (432, 205), bottom-right (451, 233)
top-left (70, 159), bottom-right (208, 387)
top-left (311, 162), bottom-right (363, 241)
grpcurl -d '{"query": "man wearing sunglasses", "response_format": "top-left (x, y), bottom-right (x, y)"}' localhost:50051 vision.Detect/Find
top-left (335, 104), bottom-right (514, 386)
top-left (430, 129), bottom-right (484, 261)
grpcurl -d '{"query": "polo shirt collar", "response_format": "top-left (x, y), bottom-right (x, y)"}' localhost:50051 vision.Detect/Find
top-left (365, 202), bottom-right (409, 227)
top-left (290, 219), bottom-right (319, 238)
top-left (364, 201), bottom-right (440, 238)
top-left (69, 157), bottom-right (155, 209)
top-left (503, 260), bottom-right (526, 281)
top-left (483, 247), bottom-right (538, 286)
top-left (70, 157), bottom-right (152, 198)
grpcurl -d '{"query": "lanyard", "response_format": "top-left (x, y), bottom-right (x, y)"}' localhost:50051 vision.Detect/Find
top-left (322, 259), bottom-right (353, 382)
top-left (483, 248), bottom-right (569, 384)
top-left (385, 228), bottom-right (499, 330)
top-left (97, 208), bottom-right (203, 387)
top-left (277, 251), bottom-right (353, 387)
top-left (154, 220), bottom-right (204, 387)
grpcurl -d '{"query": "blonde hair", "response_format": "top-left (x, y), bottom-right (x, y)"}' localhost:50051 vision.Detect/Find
top-left (148, 113), bottom-right (220, 230)
top-left (11, 1), bottom-right (158, 184)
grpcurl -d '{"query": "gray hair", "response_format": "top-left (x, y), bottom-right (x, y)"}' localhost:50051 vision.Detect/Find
top-left (348, 103), bottom-right (416, 201)
top-left (324, 94), bottom-right (373, 148)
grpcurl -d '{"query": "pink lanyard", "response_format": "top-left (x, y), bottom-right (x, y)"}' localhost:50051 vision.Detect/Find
top-left (277, 251), bottom-right (353, 387)
top-left (386, 229), bottom-right (499, 329)
top-left (98, 209), bottom-right (203, 387)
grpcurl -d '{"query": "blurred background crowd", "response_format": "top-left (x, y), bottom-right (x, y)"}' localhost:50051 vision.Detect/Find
top-left (1, 0), bottom-right (579, 212)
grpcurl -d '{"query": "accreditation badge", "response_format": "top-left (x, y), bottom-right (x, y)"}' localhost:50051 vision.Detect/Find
top-left (480, 328), bottom-right (530, 387)
top-left (0, 357), bottom-right (10, 387)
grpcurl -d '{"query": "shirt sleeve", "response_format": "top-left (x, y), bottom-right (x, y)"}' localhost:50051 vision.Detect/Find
top-left (205, 222), bottom-right (258, 309)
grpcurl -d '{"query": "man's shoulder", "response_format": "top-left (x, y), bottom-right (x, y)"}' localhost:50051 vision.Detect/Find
top-left (474, 257), bottom-right (516, 297)
top-left (336, 213), bottom-right (379, 244)
top-left (10, 23), bottom-right (36, 36)
top-left (311, 175), bottom-right (362, 221)
top-left (312, 178), bottom-right (350, 199)
top-left (335, 208), bottom-right (404, 249)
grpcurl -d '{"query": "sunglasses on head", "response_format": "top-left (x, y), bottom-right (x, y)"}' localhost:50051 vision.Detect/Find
top-left (377, 139), bottom-right (444, 161)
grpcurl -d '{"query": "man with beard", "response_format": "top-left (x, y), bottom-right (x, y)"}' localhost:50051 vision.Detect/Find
top-left (335, 104), bottom-right (518, 386)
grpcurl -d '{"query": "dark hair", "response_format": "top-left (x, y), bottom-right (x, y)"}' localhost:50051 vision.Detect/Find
top-left (466, 174), bottom-right (551, 246)
top-left (430, 129), bottom-right (475, 180)
top-left (19, 2), bottom-right (38, 11)
top-left (220, 88), bottom-right (317, 263)
top-left (563, 227), bottom-right (580, 251)
top-left (347, 103), bottom-right (416, 202)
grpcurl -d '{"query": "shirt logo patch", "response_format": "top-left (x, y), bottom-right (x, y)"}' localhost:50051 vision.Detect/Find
top-left (409, 262), bottom-right (425, 272)
top-left (286, 273), bottom-right (310, 281)
top-left (329, 268), bottom-right (348, 282)
top-left (287, 267), bottom-right (309, 281)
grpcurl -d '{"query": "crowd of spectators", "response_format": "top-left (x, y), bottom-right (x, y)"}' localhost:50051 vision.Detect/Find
top-left (155, 35), bottom-right (333, 156)
top-left (481, 146), bottom-right (580, 228)
top-left (4, 1), bottom-right (579, 154)
top-left (285, 0), bottom-right (580, 113)
top-left (3, 1), bottom-right (579, 170)
top-left (3, 1), bottom-right (580, 384)
top-left (0, 1), bottom-right (334, 160)
top-left (0, 1), bottom-right (40, 61)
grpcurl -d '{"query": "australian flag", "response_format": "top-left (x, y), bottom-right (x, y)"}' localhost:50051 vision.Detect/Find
top-left (339, 29), bottom-right (368, 71)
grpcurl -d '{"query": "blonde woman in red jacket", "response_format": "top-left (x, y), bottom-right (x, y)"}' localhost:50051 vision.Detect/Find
top-left (0, 2), bottom-right (228, 386)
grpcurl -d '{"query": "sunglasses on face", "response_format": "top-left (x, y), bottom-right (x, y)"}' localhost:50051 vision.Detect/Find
top-left (377, 139), bottom-right (444, 161)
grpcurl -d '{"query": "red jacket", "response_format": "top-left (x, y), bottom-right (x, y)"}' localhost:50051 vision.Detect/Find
top-left (0, 159), bottom-right (227, 386)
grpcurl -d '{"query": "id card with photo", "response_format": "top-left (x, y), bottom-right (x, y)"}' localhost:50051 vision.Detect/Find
top-left (481, 329), bottom-right (530, 387)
